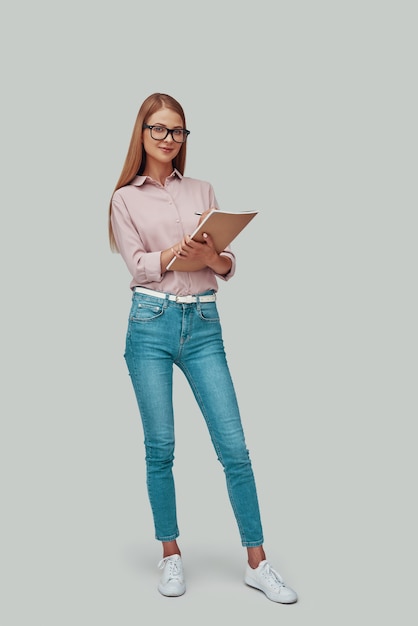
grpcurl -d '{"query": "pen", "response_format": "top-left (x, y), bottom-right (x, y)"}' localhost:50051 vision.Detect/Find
top-left (194, 212), bottom-right (202, 215)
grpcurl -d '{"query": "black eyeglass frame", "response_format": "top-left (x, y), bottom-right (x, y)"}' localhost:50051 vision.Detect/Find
top-left (143, 124), bottom-right (190, 143)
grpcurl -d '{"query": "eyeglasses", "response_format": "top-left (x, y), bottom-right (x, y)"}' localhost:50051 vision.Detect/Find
top-left (143, 124), bottom-right (190, 144)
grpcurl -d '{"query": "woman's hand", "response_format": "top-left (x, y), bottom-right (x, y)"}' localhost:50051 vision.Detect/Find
top-left (161, 207), bottom-right (231, 275)
top-left (170, 232), bottom-right (231, 275)
top-left (196, 206), bottom-right (216, 225)
top-left (177, 232), bottom-right (218, 266)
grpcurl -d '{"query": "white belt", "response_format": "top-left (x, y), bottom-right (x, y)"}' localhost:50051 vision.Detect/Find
top-left (134, 287), bottom-right (216, 303)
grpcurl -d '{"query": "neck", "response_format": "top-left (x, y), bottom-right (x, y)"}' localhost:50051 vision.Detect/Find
top-left (143, 163), bottom-right (173, 185)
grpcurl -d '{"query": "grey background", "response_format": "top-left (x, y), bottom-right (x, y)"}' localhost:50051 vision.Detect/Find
top-left (1, 1), bottom-right (416, 624)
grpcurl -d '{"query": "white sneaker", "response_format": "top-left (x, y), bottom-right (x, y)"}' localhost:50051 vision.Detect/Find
top-left (157, 554), bottom-right (186, 597)
top-left (244, 560), bottom-right (298, 603)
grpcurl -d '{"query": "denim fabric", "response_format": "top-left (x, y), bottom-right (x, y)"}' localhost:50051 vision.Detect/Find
top-left (124, 290), bottom-right (264, 547)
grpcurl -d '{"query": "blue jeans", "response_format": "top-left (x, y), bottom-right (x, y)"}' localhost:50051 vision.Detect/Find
top-left (124, 290), bottom-right (264, 547)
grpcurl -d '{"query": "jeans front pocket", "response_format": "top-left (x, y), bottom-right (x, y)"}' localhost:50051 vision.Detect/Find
top-left (129, 296), bottom-right (165, 323)
top-left (197, 301), bottom-right (220, 322)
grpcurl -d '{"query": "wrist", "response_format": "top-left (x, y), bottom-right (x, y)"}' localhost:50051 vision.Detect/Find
top-left (208, 253), bottom-right (231, 275)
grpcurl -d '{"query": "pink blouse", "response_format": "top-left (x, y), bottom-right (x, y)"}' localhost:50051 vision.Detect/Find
top-left (111, 170), bottom-right (236, 295)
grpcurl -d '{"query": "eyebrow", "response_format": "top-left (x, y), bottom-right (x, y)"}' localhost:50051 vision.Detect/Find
top-left (152, 123), bottom-right (184, 128)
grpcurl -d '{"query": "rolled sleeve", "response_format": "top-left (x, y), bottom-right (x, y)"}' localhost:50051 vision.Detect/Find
top-left (142, 251), bottom-right (164, 283)
top-left (216, 251), bottom-right (236, 281)
top-left (111, 192), bottom-right (163, 285)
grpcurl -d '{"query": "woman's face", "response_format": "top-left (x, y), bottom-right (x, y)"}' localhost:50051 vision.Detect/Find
top-left (142, 107), bottom-right (184, 168)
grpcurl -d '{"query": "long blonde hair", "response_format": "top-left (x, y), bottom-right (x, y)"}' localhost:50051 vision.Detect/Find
top-left (108, 93), bottom-right (188, 252)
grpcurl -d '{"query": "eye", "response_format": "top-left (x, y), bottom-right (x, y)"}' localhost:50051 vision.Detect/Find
top-left (153, 126), bottom-right (166, 133)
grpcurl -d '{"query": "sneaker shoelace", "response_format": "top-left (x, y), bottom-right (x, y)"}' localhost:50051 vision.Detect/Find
top-left (260, 562), bottom-right (285, 590)
top-left (158, 556), bottom-right (182, 581)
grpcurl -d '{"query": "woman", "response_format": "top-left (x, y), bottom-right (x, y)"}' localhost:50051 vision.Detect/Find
top-left (108, 93), bottom-right (297, 603)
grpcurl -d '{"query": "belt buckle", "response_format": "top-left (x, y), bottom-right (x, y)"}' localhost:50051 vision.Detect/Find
top-left (176, 295), bottom-right (195, 303)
